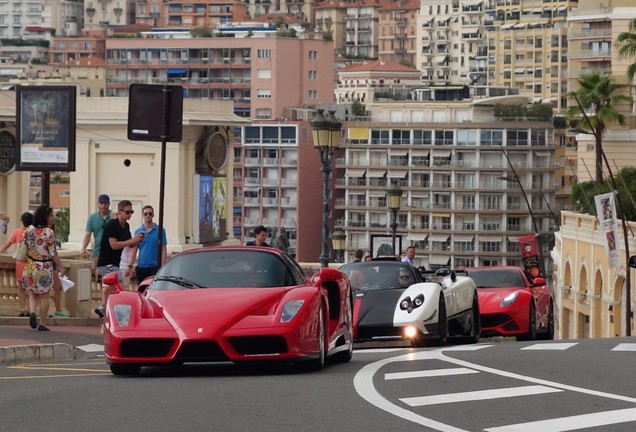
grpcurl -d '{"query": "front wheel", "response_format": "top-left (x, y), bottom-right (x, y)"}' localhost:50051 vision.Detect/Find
top-left (434, 296), bottom-right (448, 346)
top-left (517, 302), bottom-right (537, 342)
top-left (296, 305), bottom-right (325, 372)
top-left (460, 295), bottom-right (481, 344)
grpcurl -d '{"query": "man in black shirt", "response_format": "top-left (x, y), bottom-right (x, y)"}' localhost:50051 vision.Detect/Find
top-left (94, 200), bottom-right (144, 317)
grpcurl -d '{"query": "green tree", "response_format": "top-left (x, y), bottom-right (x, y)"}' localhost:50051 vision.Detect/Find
top-left (351, 100), bottom-right (366, 117)
top-left (566, 72), bottom-right (631, 183)
top-left (54, 208), bottom-right (70, 248)
top-left (570, 167), bottom-right (636, 221)
top-left (616, 18), bottom-right (636, 82)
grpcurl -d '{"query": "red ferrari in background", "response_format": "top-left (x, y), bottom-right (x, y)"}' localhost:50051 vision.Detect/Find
top-left (463, 266), bottom-right (554, 341)
top-left (103, 246), bottom-right (354, 375)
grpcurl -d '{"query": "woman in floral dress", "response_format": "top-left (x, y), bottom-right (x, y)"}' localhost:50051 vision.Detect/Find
top-left (23, 205), bottom-right (65, 331)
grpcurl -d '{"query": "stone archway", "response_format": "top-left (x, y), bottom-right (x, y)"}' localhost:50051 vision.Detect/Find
top-left (612, 276), bottom-right (624, 337)
top-left (592, 268), bottom-right (603, 338)
top-left (560, 261), bottom-right (573, 339)
top-left (577, 265), bottom-right (589, 339)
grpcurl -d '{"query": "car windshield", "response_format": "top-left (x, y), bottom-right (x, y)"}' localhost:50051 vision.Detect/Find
top-left (150, 249), bottom-right (303, 290)
top-left (467, 268), bottom-right (525, 288)
top-left (340, 262), bottom-right (417, 290)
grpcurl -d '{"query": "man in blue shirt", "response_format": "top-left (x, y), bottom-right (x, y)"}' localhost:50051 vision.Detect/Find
top-left (80, 194), bottom-right (112, 278)
top-left (133, 205), bottom-right (168, 283)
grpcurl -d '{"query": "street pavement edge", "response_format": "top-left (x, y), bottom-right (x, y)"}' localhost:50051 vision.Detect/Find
top-left (0, 343), bottom-right (100, 365)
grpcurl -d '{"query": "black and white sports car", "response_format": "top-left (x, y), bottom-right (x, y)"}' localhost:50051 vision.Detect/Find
top-left (340, 262), bottom-right (480, 346)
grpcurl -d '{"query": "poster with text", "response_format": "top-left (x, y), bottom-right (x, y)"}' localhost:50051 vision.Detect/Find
top-left (595, 192), bottom-right (621, 268)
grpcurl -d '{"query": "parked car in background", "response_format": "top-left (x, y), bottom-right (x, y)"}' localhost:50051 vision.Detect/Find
top-left (339, 261), bottom-right (480, 346)
top-left (463, 266), bottom-right (554, 341)
top-left (103, 246), bottom-right (354, 375)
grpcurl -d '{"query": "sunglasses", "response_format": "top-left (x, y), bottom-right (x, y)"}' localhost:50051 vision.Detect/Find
top-left (121, 210), bottom-right (134, 215)
top-left (143, 212), bottom-right (154, 216)
top-left (399, 275), bottom-right (410, 280)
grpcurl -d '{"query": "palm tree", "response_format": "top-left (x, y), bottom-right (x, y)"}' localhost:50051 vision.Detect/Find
top-left (616, 18), bottom-right (636, 82)
top-left (566, 71), bottom-right (631, 183)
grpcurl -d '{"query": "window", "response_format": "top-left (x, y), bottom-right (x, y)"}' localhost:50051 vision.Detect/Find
top-left (308, 70), bottom-right (317, 80)
top-left (480, 130), bottom-right (503, 146)
top-left (309, 50), bottom-right (317, 60)
top-left (457, 130), bottom-right (477, 146)
top-left (413, 130), bottom-right (432, 145)
top-left (482, 195), bottom-right (501, 211)
top-left (257, 89), bottom-right (272, 98)
top-left (256, 109), bottom-right (272, 119)
top-left (257, 69), bottom-right (271, 79)
top-left (507, 129), bottom-right (528, 146)
top-left (257, 49), bottom-right (271, 58)
top-left (308, 90), bottom-right (317, 99)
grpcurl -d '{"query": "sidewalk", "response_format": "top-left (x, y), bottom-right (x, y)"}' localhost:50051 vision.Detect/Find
top-left (0, 316), bottom-right (104, 365)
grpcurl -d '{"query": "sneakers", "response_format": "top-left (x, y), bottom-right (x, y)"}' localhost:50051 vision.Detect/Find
top-left (36, 324), bottom-right (50, 331)
top-left (54, 310), bottom-right (69, 318)
top-left (29, 312), bottom-right (37, 329)
top-left (95, 305), bottom-right (106, 318)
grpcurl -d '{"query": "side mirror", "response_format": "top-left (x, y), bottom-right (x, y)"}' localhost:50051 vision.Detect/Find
top-left (533, 277), bottom-right (547, 286)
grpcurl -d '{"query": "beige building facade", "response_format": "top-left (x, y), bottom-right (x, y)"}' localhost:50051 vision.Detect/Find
top-left (553, 211), bottom-right (636, 338)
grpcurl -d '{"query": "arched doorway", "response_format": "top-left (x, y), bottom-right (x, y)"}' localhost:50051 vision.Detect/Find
top-left (577, 265), bottom-right (589, 339)
top-left (561, 261), bottom-right (573, 339)
top-left (592, 268), bottom-right (603, 337)
top-left (612, 277), bottom-right (624, 337)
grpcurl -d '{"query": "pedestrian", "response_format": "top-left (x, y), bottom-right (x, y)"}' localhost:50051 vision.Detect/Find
top-left (94, 200), bottom-right (144, 318)
top-left (402, 246), bottom-right (416, 266)
top-left (47, 215), bottom-right (68, 318)
top-left (80, 194), bottom-right (112, 278)
top-left (23, 205), bottom-right (65, 331)
top-left (364, 254), bottom-right (372, 262)
top-left (0, 211), bottom-right (33, 316)
top-left (353, 249), bottom-right (363, 262)
top-left (133, 205), bottom-right (168, 283)
top-left (246, 225), bottom-right (270, 247)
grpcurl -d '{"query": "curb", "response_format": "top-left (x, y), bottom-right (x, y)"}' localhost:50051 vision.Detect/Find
top-left (0, 343), bottom-right (101, 365)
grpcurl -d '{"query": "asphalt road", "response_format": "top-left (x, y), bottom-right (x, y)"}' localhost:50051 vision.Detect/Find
top-left (1, 337), bottom-right (635, 432)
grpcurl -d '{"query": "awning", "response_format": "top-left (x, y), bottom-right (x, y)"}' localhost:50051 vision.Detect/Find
top-left (542, 97), bottom-right (551, 103)
top-left (167, 68), bottom-right (187, 75)
top-left (390, 149), bottom-right (409, 156)
top-left (435, 55), bottom-right (448, 64)
top-left (411, 149), bottom-right (430, 156)
top-left (454, 234), bottom-right (475, 242)
top-left (558, 5), bottom-right (566, 11)
top-left (348, 127), bottom-right (369, 140)
top-left (532, 96), bottom-right (542, 103)
top-left (500, 23), bottom-right (514, 30)
top-left (515, 67), bottom-right (526, 73)
top-left (347, 169), bottom-right (366, 177)
top-left (463, 0), bottom-right (483, 5)
top-left (480, 235), bottom-right (503, 242)
top-left (432, 150), bottom-right (452, 157)
top-left (429, 255), bottom-right (451, 265)
top-left (507, 235), bottom-right (519, 243)
top-left (432, 212), bottom-right (451, 218)
top-left (435, 17), bottom-right (450, 23)
top-left (367, 170), bottom-right (386, 178)
top-left (531, 7), bottom-right (542, 13)
top-left (430, 234), bottom-right (450, 242)
top-left (368, 190), bottom-right (387, 197)
top-left (407, 234), bottom-right (429, 242)
top-left (388, 170), bottom-right (408, 178)
top-left (513, 23), bottom-right (527, 29)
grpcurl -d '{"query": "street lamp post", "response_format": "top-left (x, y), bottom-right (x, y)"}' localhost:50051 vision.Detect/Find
top-left (310, 109), bottom-right (341, 268)
top-left (331, 229), bottom-right (346, 263)
top-left (386, 182), bottom-right (403, 256)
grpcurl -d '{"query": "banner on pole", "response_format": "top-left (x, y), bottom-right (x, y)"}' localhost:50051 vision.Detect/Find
top-left (519, 234), bottom-right (541, 277)
top-left (594, 192), bottom-right (621, 268)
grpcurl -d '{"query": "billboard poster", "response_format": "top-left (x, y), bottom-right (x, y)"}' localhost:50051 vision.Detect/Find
top-left (519, 234), bottom-right (541, 277)
top-left (197, 175), bottom-right (214, 244)
top-left (15, 85), bottom-right (76, 171)
top-left (595, 192), bottom-right (621, 268)
top-left (212, 177), bottom-right (227, 240)
top-left (193, 174), bottom-right (227, 244)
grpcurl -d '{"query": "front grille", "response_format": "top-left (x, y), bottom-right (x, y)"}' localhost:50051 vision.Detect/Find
top-left (175, 341), bottom-right (228, 362)
top-left (480, 313), bottom-right (511, 329)
top-left (356, 326), bottom-right (403, 341)
top-left (120, 338), bottom-right (175, 357)
top-left (228, 336), bottom-right (287, 355)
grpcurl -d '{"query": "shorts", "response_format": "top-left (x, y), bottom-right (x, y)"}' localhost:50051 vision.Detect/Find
top-left (97, 265), bottom-right (123, 285)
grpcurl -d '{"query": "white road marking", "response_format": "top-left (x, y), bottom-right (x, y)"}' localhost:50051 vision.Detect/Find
top-left (485, 407), bottom-right (636, 432)
top-left (612, 343), bottom-right (636, 352)
top-left (521, 343), bottom-right (577, 351)
top-left (401, 385), bottom-right (562, 407)
top-left (354, 348), bottom-right (408, 354)
top-left (76, 343), bottom-right (104, 352)
top-left (386, 367), bottom-right (478, 381)
top-left (439, 344), bottom-right (493, 351)
top-left (354, 347), bottom-right (636, 432)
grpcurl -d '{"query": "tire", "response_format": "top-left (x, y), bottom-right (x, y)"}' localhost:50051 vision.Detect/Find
top-left (333, 296), bottom-right (354, 363)
top-left (463, 295), bottom-right (481, 344)
top-left (540, 301), bottom-right (555, 340)
top-left (517, 302), bottom-right (537, 342)
top-left (434, 296), bottom-right (448, 346)
top-left (297, 305), bottom-right (325, 372)
top-left (110, 363), bottom-right (141, 376)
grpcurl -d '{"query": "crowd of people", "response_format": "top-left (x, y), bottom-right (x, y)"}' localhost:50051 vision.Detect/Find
top-left (0, 193), bottom-right (169, 328)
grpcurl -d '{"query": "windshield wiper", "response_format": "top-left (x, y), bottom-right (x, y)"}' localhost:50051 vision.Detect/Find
top-left (153, 276), bottom-right (203, 289)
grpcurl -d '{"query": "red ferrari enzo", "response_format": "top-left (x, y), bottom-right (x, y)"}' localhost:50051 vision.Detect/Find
top-left (103, 246), bottom-right (354, 375)
top-left (463, 266), bottom-right (554, 341)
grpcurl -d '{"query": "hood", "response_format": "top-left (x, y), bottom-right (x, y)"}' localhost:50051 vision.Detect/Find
top-left (149, 288), bottom-right (287, 335)
top-left (356, 289), bottom-right (405, 327)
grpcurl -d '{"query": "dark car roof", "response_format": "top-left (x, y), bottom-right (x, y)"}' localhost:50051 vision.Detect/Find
top-left (340, 261), bottom-right (422, 289)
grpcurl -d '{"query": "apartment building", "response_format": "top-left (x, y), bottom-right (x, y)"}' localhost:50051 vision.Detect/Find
top-left (377, 0), bottom-right (419, 66)
top-left (134, 0), bottom-right (248, 29)
top-left (416, 0), bottom-right (489, 86)
top-left (83, 0), bottom-right (135, 28)
top-left (234, 119), bottom-right (325, 262)
top-left (315, 3), bottom-right (348, 55)
top-left (566, 1), bottom-right (636, 182)
top-left (104, 35), bottom-right (335, 120)
top-left (343, 0), bottom-right (385, 59)
top-left (334, 97), bottom-right (557, 271)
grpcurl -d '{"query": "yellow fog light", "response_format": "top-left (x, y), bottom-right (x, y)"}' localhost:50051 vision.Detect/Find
top-left (404, 326), bottom-right (418, 338)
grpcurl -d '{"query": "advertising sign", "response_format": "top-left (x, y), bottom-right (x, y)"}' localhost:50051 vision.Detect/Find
top-left (595, 192), bottom-right (621, 268)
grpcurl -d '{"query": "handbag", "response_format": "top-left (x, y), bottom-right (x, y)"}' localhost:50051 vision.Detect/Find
top-left (12, 241), bottom-right (27, 261)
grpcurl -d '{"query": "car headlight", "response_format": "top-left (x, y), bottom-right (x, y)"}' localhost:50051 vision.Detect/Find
top-left (400, 297), bottom-right (411, 310)
top-left (281, 300), bottom-right (305, 323)
top-left (113, 304), bottom-right (132, 327)
top-left (500, 291), bottom-right (520, 307)
top-left (413, 294), bottom-right (424, 308)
